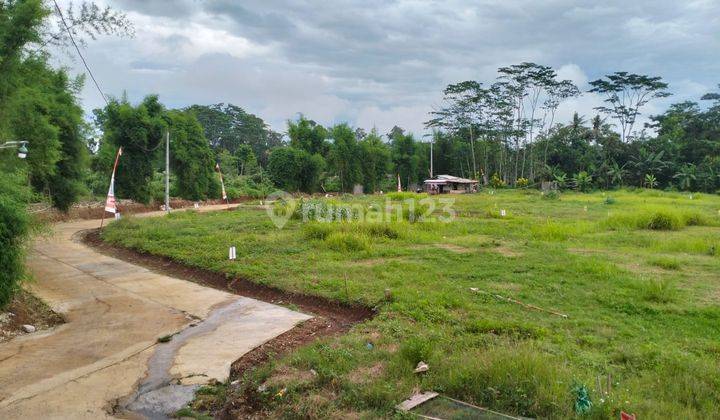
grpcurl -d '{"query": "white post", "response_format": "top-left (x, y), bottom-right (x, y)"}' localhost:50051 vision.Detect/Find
top-left (430, 140), bottom-right (433, 178)
top-left (165, 130), bottom-right (170, 213)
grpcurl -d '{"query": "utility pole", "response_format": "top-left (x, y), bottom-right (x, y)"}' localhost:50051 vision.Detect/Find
top-left (430, 139), bottom-right (433, 178)
top-left (165, 130), bottom-right (170, 213)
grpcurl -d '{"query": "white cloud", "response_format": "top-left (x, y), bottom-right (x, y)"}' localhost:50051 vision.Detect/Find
top-left (556, 63), bottom-right (589, 88)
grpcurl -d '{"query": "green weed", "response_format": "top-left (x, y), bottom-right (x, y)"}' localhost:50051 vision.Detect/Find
top-left (648, 257), bottom-right (681, 270)
top-left (324, 232), bottom-right (371, 252)
top-left (640, 278), bottom-right (678, 303)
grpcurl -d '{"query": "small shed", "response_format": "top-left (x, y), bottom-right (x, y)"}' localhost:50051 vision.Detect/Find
top-left (424, 175), bottom-right (478, 194)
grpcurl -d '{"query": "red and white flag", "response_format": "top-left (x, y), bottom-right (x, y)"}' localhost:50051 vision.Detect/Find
top-left (104, 176), bottom-right (117, 213)
top-left (105, 147), bottom-right (122, 214)
top-left (215, 163), bottom-right (227, 200)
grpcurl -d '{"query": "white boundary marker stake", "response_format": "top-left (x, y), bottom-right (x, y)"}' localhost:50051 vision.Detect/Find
top-left (500, 209), bottom-right (506, 217)
top-left (114, 212), bottom-right (121, 220)
top-left (229, 246), bottom-right (237, 260)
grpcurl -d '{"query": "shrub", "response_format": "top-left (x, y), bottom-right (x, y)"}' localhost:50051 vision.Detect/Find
top-left (490, 173), bottom-right (505, 188)
top-left (515, 177), bottom-right (529, 188)
top-left (604, 196), bottom-right (616, 205)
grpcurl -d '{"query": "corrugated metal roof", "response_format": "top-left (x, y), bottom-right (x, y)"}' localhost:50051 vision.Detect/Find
top-left (423, 174), bottom-right (477, 184)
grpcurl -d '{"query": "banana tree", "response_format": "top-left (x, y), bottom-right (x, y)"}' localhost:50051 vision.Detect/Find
top-left (644, 174), bottom-right (658, 189)
top-left (606, 161), bottom-right (627, 188)
top-left (673, 164), bottom-right (696, 191)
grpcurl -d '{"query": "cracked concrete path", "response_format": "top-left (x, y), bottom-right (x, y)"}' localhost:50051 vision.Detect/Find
top-left (0, 205), bottom-right (311, 419)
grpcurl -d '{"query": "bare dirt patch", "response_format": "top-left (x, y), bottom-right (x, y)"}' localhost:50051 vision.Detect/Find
top-left (0, 289), bottom-right (64, 343)
top-left (434, 243), bottom-right (472, 253)
top-left (347, 362), bottom-right (385, 384)
top-left (567, 247), bottom-right (598, 256)
top-left (261, 366), bottom-right (316, 388)
top-left (33, 197), bottom-right (253, 223)
top-left (494, 246), bottom-right (522, 257)
top-left (349, 256), bottom-right (407, 267)
top-left (485, 281), bottom-right (522, 292)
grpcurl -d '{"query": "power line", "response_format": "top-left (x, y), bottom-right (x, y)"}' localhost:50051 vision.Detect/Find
top-left (52, 0), bottom-right (108, 105)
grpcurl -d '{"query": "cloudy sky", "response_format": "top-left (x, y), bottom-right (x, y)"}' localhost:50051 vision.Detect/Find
top-left (54, 0), bottom-right (720, 137)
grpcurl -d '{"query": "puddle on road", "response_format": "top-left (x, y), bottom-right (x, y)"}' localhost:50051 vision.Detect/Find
top-left (120, 299), bottom-right (251, 419)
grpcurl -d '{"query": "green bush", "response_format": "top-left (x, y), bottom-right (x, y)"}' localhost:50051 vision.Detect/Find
top-left (515, 177), bottom-right (529, 188)
top-left (0, 178), bottom-right (30, 307)
top-left (225, 174), bottom-right (274, 199)
top-left (490, 173), bottom-right (505, 188)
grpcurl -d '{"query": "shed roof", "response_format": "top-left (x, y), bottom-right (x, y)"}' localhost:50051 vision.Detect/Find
top-left (423, 174), bottom-right (478, 184)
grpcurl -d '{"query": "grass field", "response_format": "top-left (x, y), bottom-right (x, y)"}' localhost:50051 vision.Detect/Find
top-left (102, 189), bottom-right (720, 419)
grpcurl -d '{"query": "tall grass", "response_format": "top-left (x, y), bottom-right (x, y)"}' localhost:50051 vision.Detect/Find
top-left (324, 232), bottom-right (371, 252)
top-left (639, 278), bottom-right (678, 303)
top-left (385, 192), bottom-right (428, 201)
top-left (303, 221), bottom-right (406, 241)
top-left (603, 207), bottom-right (714, 231)
top-left (303, 221), bottom-right (408, 252)
top-left (531, 220), bottom-right (595, 241)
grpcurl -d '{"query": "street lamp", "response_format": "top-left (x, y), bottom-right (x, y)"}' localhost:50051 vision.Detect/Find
top-left (0, 141), bottom-right (29, 159)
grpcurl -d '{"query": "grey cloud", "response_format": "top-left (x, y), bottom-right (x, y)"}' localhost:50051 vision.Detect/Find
top-left (60, 0), bottom-right (720, 136)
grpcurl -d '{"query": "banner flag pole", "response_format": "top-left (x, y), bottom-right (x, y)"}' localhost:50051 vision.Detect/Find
top-left (100, 147), bottom-right (122, 229)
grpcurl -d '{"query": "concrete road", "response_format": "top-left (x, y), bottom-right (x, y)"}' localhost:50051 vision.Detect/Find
top-left (0, 205), bottom-right (310, 419)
